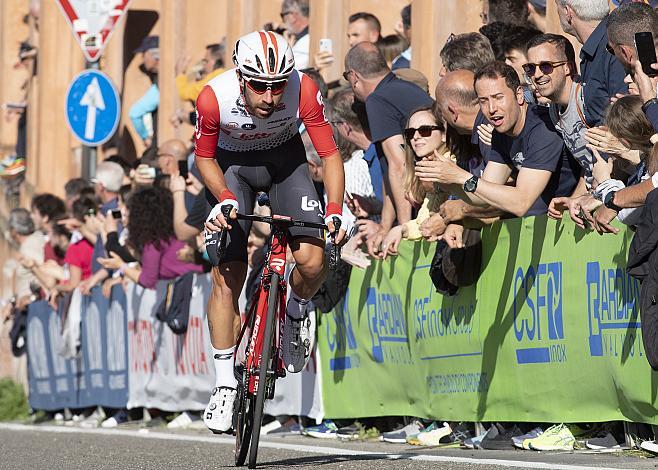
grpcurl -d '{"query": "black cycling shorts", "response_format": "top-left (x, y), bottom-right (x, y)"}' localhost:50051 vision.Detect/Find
top-left (206, 134), bottom-right (324, 264)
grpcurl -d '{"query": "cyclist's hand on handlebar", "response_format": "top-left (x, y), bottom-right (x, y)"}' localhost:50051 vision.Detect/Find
top-left (205, 191), bottom-right (239, 232)
top-left (324, 203), bottom-right (347, 245)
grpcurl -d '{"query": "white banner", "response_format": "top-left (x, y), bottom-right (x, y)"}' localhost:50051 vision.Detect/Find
top-left (126, 275), bottom-right (215, 411)
top-left (126, 273), bottom-right (324, 418)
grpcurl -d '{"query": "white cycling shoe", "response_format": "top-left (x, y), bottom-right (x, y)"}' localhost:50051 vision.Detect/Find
top-left (204, 386), bottom-right (237, 433)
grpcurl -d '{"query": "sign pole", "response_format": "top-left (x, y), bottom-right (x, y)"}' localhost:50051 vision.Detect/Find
top-left (81, 60), bottom-right (100, 182)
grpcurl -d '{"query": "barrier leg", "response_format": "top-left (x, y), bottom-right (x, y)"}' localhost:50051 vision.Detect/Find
top-left (475, 422), bottom-right (486, 437)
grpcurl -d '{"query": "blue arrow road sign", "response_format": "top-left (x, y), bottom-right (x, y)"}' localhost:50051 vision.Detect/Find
top-left (65, 70), bottom-right (120, 146)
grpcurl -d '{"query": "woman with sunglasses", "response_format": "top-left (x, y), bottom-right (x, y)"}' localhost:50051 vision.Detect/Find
top-left (194, 30), bottom-right (347, 434)
top-left (382, 106), bottom-right (452, 259)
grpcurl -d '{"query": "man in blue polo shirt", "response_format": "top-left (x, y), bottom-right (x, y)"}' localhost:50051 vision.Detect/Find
top-left (555, 0), bottom-right (627, 126)
top-left (416, 61), bottom-right (579, 218)
top-left (344, 41), bottom-right (432, 254)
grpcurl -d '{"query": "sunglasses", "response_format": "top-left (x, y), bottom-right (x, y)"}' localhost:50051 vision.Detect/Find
top-left (243, 76), bottom-right (288, 95)
top-left (342, 69), bottom-right (353, 82)
top-left (404, 125), bottom-right (441, 142)
top-left (522, 60), bottom-right (568, 76)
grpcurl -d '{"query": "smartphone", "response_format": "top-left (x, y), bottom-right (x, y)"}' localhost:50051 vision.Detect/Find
top-left (319, 38), bottom-right (333, 55)
top-left (111, 209), bottom-right (122, 220)
top-left (138, 166), bottom-right (157, 179)
top-left (178, 160), bottom-right (189, 179)
top-left (635, 32), bottom-right (658, 77)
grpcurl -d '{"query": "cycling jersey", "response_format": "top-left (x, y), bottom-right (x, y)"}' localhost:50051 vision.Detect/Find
top-left (194, 68), bottom-right (337, 157)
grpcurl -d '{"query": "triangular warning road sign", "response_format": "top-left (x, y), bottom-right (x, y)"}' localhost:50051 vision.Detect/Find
top-left (56, 0), bottom-right (132, 62)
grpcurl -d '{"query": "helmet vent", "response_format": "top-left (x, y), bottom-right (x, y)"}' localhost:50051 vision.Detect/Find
top-left (268, 47), bottom-right (276, 73)
top-left (254, 55), bottom-right (265, 73)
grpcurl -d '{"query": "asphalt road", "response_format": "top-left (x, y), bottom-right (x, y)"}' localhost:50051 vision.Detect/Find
top-left (1, 423), bottom-right (657, 470)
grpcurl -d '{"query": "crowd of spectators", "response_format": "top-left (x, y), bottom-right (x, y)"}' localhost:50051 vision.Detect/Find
top-left (7, 0), bottom-right (658, 453)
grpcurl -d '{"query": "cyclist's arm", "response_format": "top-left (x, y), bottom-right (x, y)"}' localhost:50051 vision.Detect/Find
top-left (194, 85), bottom-right (231, 203)
top-left (298, 73), bottom-right (345, 217)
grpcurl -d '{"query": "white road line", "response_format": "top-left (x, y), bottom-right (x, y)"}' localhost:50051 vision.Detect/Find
top-left (0, 423), bottom-right (627, 470)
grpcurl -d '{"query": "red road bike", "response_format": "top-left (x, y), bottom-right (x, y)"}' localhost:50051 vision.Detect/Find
top-left (214, 204), bottom-right (341, 469)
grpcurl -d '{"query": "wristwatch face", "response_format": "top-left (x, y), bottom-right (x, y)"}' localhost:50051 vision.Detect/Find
top-left (464, 177), bottom-right (477, 193)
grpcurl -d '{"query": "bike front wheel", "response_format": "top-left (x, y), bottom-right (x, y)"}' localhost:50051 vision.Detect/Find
top-left (248, 272), bottom-right (280, 469)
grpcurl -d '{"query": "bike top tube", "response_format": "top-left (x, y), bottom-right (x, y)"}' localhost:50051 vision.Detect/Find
top-left (234, 212), bottom-right (329, 231)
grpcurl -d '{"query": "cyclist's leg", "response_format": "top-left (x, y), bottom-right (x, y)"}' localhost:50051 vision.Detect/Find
top-left (204, 164), bottom-right (256, 433)
top-left (268, 135), bottom-right (326, 371)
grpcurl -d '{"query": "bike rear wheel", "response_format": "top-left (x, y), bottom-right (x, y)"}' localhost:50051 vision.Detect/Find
top-left (248, 272), bottom-right (280, 469)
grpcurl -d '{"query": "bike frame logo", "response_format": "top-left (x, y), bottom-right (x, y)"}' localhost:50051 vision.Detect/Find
top-left (586, 262), bottom-right (642, 358)
top-left (513, 262), bottom-right (565, 364)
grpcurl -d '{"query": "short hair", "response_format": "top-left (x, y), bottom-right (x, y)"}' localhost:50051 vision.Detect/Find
top-left (64, 177), bottom-right (91, 200)
top-left (282, 0), bottom-right (309, 18)
top-left (437, 71), bottom-right (479, 108)
top-left (345, 42), bottom-right (389, 78)
top-left (474, 61), bottom-right (521, 93)
top-left (94, 161), bottom-right (125, 192)
top-left (502, 26), bottom-right (543, 56)
top-left (559, 0), bottom-right (610, 22)
top-left (527, 33), bottom-right (576, 64)
top-left (488, 0), bottom-right (530, 26)
top-left (206, 42), bottom-right (225, 69)
top-left (104, 155), bottom-right (131, 176)
top-left (329, 87), bottom-right (361, 129)
top-left (440, 33), bottom-right (496, 73)
top-left (348, 12), bottom-right (381, 33)
top-left (480, 22), bottom-right (516, 61)
top-left (378, 34), bottom-right (409, 65)
top-left (31, 193), bottom-right (66, 221)
top-left (401, 4), bottom-right (411, 29)
top-left (607, 2), bottom-right (658, 48)
top-left (8, 208), bottom-right (34, 236)
top-left (300, 68), bottom-right (328, 98)
top-left (72, 197), bottom-right (98, 223)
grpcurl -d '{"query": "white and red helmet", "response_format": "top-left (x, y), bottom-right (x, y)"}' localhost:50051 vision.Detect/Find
top-left (233, 31), bottom-right (295, 81)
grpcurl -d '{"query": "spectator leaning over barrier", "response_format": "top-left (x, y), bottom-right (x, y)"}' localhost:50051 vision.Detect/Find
top-left (416, 61), bottom-right (579, 218)
top-left (129, 35), bottom-right (160, 149)
top-left (8, 208), bottom-right (44, 307)
top-left (30, 193), bottom-right (66, 264)
top-left (21, 217), bottom-right (72, 291)
top-left (382, 106), bottom-right (450, 258)
top-left (434, 71), bottom-right (508, 244)
top-left (439, 32), bottom-right (496, 78)
top-left (525, 33), bottom-right (613, 224)
top-left (344, 42), bottom-right (432, 256)
top-left (556, 0), bottom-right (627, 127)
top-left (98, 186), bottom-right (203, 288)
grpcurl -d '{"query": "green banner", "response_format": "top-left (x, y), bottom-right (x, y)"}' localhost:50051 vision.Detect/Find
top-left (317, 216), bottom-right (658, 424)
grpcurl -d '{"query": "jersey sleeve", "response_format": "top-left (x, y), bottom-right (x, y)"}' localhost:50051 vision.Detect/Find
top-left (298, 73), bottom-right (337, 158)
top-left (194, 85), bottom-right (220, 158)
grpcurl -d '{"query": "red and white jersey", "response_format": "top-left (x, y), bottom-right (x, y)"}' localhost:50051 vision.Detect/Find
top-left (194, 68), bottom-right (337, 158)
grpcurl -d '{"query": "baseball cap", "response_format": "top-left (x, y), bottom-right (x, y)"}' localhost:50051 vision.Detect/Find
top-left (91, 161), bottom-right (124, 192)
top-left (134, 35), bottom-right (159, 53)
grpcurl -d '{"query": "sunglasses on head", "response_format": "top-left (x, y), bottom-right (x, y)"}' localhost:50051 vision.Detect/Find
top-left (243, 76), bottom-right (288, 95)
top-left (404, 125), bottom-right (441, 142)
top-left (522, 61), bottom-right (568, 76)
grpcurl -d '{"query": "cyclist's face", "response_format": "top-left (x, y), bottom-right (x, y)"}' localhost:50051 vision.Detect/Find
top-left (241, 79), bottom-right (286, 119)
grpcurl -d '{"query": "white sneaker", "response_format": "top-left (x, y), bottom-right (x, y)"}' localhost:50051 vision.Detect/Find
top-left (167, 411), bottom-right (199, 429)
top-left (204, 387), bottom-right (236, 433)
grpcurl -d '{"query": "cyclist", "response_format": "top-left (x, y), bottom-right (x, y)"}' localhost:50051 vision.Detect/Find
top-left (195, 31), bottom-right (346, 433)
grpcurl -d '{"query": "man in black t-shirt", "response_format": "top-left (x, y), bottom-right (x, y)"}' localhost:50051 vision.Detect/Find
top-left (416, 61), bottom-right (578, 218)
top-left (344, 41), bottom-right (432, 254)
